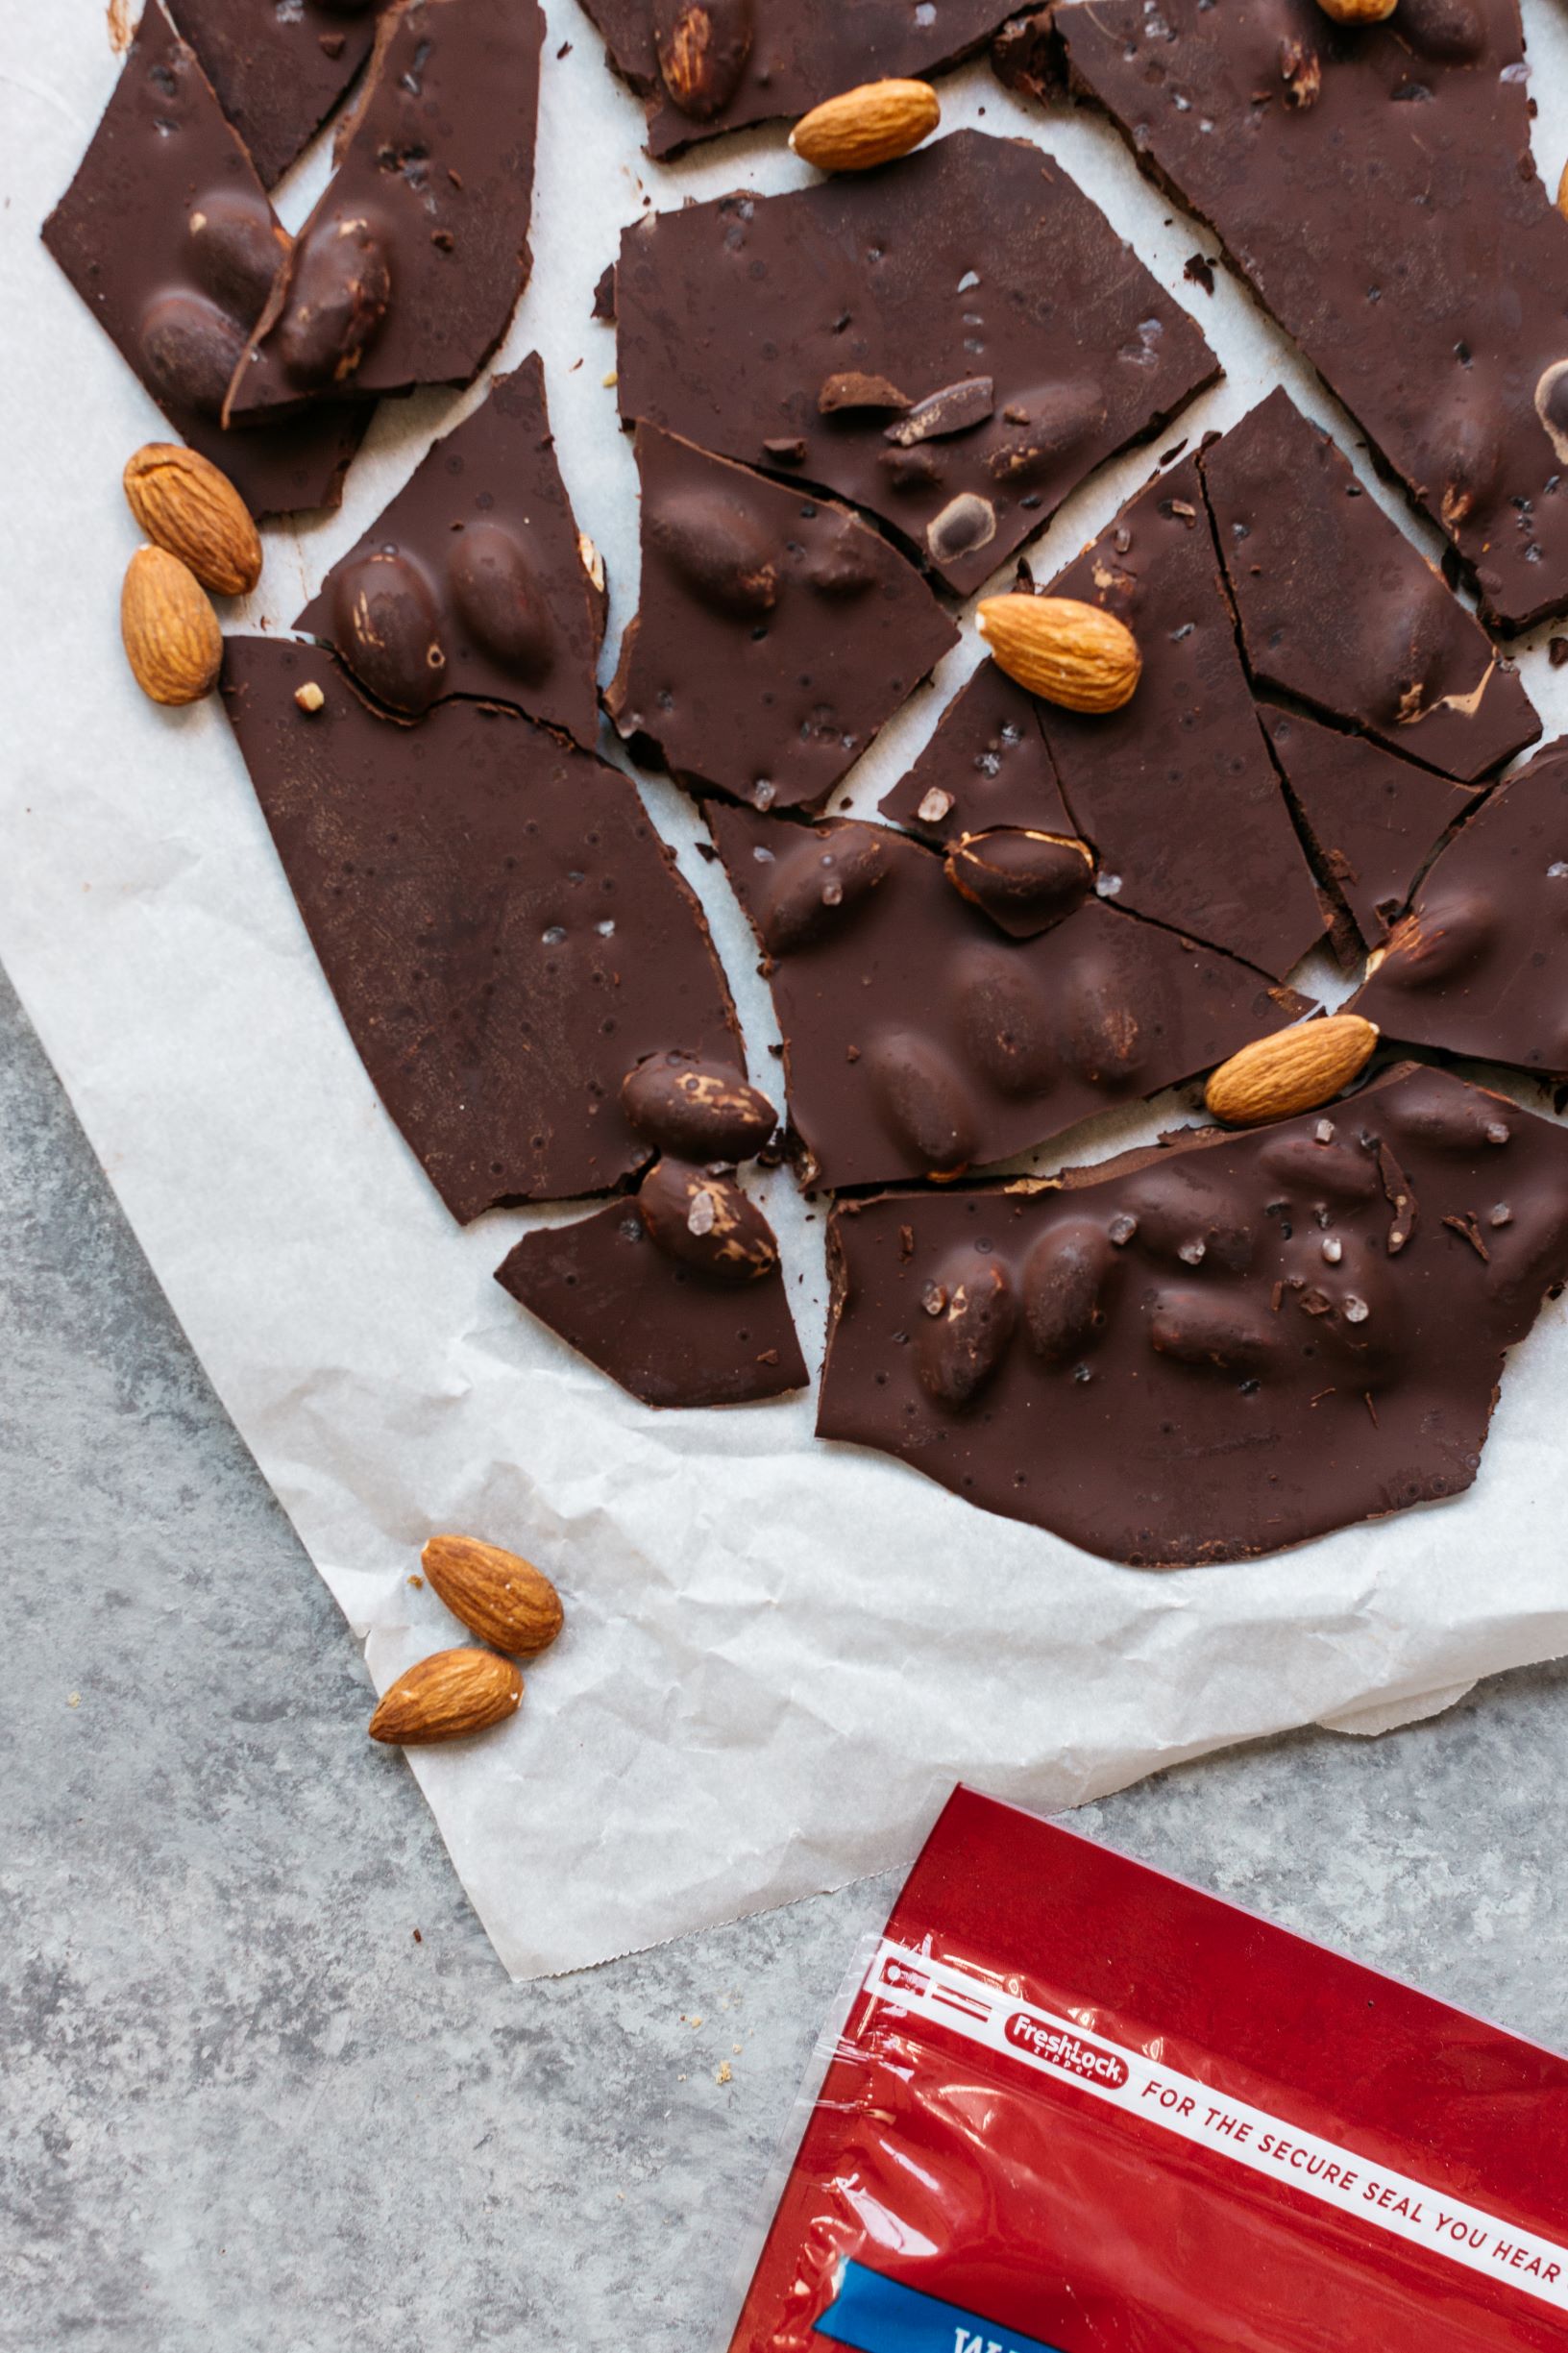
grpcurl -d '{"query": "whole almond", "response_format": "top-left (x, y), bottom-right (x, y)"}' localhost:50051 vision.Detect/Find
top-left (1205, 1015), bottom-right (1379, 1127)
top-left (368, 1647), bottom-right (523, 1746)
top-left (123, 443), bottom-right (261, 597)
top-left (421, 1534), bottom-right (564, 1657)
top-left (121, 545), bottom-right (223, 706)
top-left (976, 594), bottom-right (1141, 714)
top-left (790, 79), bottom-right (940, 173)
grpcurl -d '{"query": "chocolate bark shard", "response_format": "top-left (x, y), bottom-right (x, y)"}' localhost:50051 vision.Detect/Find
top-left (878, 661), bottom-right (1074, 846)
top-left (39, 2), bottom-right (366, 517)
top-left (495, 1195), bottom-right (807, 1409)
top-left (294, 356), bottom-right (606, 749)
top-left (219, 636), bottom-right (744, 1224)
top-left (605, 426), bottom-right (958, 817)
top-left (164, 0), bottom-right (397, 188)
top-left (227, 0), bottom-right (543, 423)
top-left (819, 1065), bottom-right (1568, 1564)
top-left (1351, 741), bottom-right (1568, 1077)
top-left (579, 0), bottom-right (1022, 159)
top-left (1054, 0), bottom-right (1568, 633)
top-left (1262, 705), bottom-right (1482, 951)
top-left (1030, 453), bottom-right (1325, 979)
top-left (1200, 390), bottom-right (1539, 784)
top-left (709, 804), bottom-right (1313, 1191)
top-left (613, 130), bottom-right (1218, 597)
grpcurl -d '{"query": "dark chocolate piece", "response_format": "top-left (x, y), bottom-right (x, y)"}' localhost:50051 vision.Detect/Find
top-left (219, 636), bottom-right (745, 1222)
top-left (1200, 390), bottom-right (1539, 783)
top-left (40, 3), bottom-right (365, 517)
top-left (1055, 0), bottom-right (1568, 632)
top-left (1031, 452), bottom-right (1324, 978)
top-left (580, 0), bottom-right (1021, 159)
top-left (294, 356), bottom-right (605, 747)
top-left (1263, 705), bottom-right (1481, 951)
top-left (1352, 741), bottom-right (1568, 1076)
top-left (605, 426), bottom-right (958, 815)
top-left (164, 0), bottom-right (397, 188)
top-left (879, 660), bottom-right (1074, 845)
top-left (709, 804), bottom-right (1312, 1190)
top-left (495, 1183), bottom-right (807, 1409)
top-left (614, 131), bottom-right (1218, 596)
top-left (228, 0), bottom-right (543, 422)
top-left (819, 1065), bottom-right (1568, 1563)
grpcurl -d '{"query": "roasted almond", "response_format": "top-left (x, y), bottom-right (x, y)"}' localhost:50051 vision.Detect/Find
top-left (1205, 1015), bottom-right (1379, 1128)
top-left (368, 1647), bottom-right (523, 1746)
top-left (421, 1534), bottom-right (564, 1658)
top-left (123, 443), bottom-right (261, 597)
top-left (975, 594), bottom-right (1141, 714)
top-left (790, 79), bottom-right (940, 173)
top-left (1315, 0), bottom-right (1395, 19)
top-left (120, 545), bottom-right (223, 706)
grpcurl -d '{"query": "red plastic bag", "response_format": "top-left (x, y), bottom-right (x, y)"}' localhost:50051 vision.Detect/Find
top-left (728, 1788), bottom-right (1568, 2351)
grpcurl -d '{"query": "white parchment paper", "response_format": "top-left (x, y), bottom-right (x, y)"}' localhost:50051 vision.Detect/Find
top-left (8, 1), bottom-right (1568, 1978)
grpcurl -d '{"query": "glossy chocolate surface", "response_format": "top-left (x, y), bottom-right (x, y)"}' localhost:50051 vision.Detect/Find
top-left (710, 805), bottom-right (1312, 1191)
top-left (165, 0), bottom-right (396, 188)
top-left (820, 1066), bottom-right (1568, 1561)
top-left (605, 426), bottom-right (958, 815)
top-left (614, 131), bottom-right (1217, 596)
top-left (1056, 0), bottom-right (1568, 632)
top-left (295, 356), bottom-right (606, 748)
top-left (220, 636), bottom-right (744, 1222)
top-left (229, 0), bottom-right (542, 420)
top-left (878, 660), bottom-right (1073, 846)
top-left (1353, 740), bottom-right (1568, 1076)
top-left (1201, 389), bottom-right (1538, 782)
top-left (40, 3), bottom-right (365, 516)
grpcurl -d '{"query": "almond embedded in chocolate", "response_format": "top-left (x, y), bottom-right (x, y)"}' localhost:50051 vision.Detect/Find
top-left (622, 1052), bottom-right (776, 1164)
top-left (330, 549), bottom-right (446, 715)
top-left (638, 1158), bottom-right (779, 1282)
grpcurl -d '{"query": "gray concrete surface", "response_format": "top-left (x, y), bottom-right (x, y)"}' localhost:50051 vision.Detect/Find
top-left (4, 952), bottom-right (1568, 2351)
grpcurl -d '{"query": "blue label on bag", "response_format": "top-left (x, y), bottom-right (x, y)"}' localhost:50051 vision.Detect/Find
top-left (815, 2261), bottom-right (1066, 2353)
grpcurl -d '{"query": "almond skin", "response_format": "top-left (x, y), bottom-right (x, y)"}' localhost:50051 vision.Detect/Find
top-left (121, 545), bottom-right (223, 706)
top-left (975, 594), bottom-right (1141, 714)
top-left (790, 79), bottom-right (940, 172)
top-left (123, 443), bottom-right (261, 597)
top-left (421, 1534), bottom-right (564, 1658)
top-left (368, 1647), bottom-right (523, 1746)
top-left (1316, 0), bottom-right (1395, 19)
top-left (1205, 1015), bottom-right (1380, 1127)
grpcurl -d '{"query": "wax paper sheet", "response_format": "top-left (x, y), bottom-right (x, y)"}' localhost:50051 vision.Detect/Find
top-left (7, 1), bottom-right (1568, 1978)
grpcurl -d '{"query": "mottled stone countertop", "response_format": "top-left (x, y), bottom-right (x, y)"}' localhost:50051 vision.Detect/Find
top-left (4, 963), bottom-right (1567, 2351)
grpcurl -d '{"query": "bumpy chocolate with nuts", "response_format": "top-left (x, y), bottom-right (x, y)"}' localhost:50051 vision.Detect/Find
top-left (220, 636), bottom-right (746, 1222)
top-left (605, 426), bottom-right (958, 814)
top-left (1352, 740), bottom-right (1568, 1076)
top-left (227, 0), bottom-right (542, 422)
top-left (709, 804), bottom-right (1312, 1190)
top-left (165, 0), bottom-right (397, 189)
top-left (41, 2), bottom-right (365, 516)
top-left (820, 1065), bottom-right (1568, 1563)
top-left (613, 131), bottom-right (1217, 596)
top-left (579, 0), bottom-right (1020, 157)
top-left (1200, 389), bottom-right (1538, 782)
top-left (1054, 0), bottom-right (1568, 632)
top-left (295, 356), bottom-right (606, 747)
